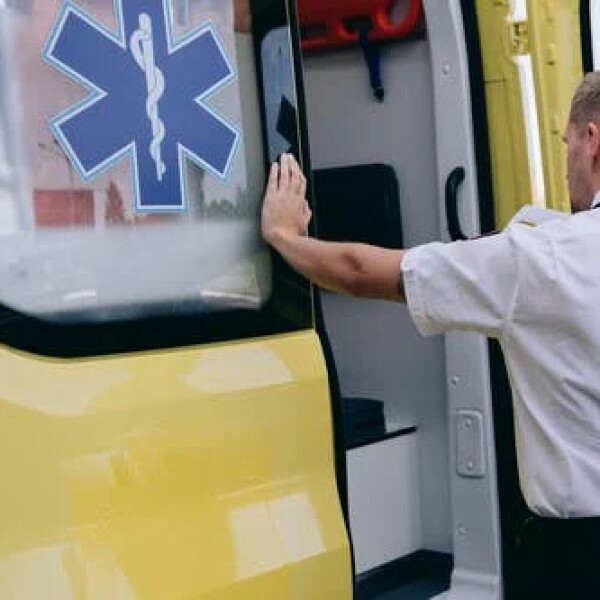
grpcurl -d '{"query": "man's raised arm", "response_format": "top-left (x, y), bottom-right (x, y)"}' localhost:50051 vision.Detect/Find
top-left (261, 154), bottom-right (406, 302)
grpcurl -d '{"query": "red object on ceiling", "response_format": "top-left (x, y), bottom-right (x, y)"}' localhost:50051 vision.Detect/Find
top-left (297, 0), bottom-right (423, 52)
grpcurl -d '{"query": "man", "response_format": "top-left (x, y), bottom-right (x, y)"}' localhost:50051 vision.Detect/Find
top-left (262, 72), bottom-right (600, 598)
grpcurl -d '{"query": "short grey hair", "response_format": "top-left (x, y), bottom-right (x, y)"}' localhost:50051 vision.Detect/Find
top-left (570, 71), bottom-right (600, 127)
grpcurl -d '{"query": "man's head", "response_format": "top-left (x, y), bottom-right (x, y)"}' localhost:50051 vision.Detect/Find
top-left (564, 72), bottom-right (600, 213)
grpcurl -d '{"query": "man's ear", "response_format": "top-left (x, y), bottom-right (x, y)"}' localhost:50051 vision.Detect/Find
top-left (588, 121), bottom-right (600, 158)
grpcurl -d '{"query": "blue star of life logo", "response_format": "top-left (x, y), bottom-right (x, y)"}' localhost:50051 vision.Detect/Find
top-left (43, 0), bottom-right (240, 212)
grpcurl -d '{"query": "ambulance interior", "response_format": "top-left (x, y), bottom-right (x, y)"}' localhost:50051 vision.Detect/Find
top-left (300, 0), bottom-right (502, 596)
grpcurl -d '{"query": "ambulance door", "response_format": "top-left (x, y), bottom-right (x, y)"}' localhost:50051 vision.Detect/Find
top-left (0, 1), bottom-right (351, 598)
top-left (426, 1), bottom-right (502, 597)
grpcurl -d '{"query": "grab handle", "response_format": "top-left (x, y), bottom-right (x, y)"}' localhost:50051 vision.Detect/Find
top-left (445, 167), bottom-right (467, 241)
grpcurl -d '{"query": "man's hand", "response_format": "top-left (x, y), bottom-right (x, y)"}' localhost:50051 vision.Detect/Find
top-left (261, 154), bottom-right (311, 246)
top-left (260, 153), bottom-right (405, 302)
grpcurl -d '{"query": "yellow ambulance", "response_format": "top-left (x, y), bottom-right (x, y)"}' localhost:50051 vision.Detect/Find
top-left (0, 0), bottom-right (590, 598)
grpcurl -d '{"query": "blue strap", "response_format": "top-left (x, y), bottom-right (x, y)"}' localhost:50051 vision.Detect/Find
top-left (358, 26), bottom-right (384, 102)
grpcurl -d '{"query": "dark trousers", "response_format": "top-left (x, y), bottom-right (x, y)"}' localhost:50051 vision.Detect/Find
top-left (515, 515), bottom-right (600, 599)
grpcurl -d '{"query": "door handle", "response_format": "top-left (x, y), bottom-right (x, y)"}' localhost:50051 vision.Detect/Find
top-left (445, 166), bottom-right (467, 241)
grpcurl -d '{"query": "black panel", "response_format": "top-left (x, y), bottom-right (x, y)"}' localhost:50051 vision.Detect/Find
top-left (458, 0), bottom-right (495, 236)
top-left (581, 0), bottom-right (594, 74)
top-left (0, 304), bottom-right (299, 358)
top-left (313, 164), bottom-right (403, 248)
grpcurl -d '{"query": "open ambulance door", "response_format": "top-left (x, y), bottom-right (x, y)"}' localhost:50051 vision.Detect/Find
top-left (0, 1), bottom-right (352, 598)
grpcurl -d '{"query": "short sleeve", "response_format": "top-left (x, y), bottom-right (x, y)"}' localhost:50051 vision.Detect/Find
top-left (402, 232), bottom-right (519, 338)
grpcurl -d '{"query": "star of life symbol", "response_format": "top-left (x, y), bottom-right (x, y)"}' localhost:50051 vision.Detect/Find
top-left (43, 0), bottom-right (240, 212)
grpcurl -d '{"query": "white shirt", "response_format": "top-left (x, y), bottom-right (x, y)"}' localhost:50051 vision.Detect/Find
top-left (403, 204), bottom-right (600, 517)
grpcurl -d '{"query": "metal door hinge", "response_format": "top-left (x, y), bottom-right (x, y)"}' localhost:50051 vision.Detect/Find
top-left (455, 409), bottom-right (486, 478)
top-left (510, 20), bottom-right (529, 55)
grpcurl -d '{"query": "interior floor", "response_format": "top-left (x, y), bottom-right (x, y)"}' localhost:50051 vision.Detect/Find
top-left (355, 551), bottom-right (452, 600)
top-left (369, 580), bottom-right (449, 600)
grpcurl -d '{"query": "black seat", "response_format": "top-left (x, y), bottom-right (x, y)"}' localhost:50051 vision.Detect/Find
top-left (341, 396), bottom-right (386, 448)
top-left (312, 163), bottom-right (403, 249)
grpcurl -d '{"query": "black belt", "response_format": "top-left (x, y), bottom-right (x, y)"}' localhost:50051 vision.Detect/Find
top-left (538, 514), bottom-right (600, 531)
top-left (519, 514), bottom-right (600, 544)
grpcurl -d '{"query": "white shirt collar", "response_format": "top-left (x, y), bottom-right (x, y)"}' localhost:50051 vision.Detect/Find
top-left (592, 191), bottom-right (600, 209)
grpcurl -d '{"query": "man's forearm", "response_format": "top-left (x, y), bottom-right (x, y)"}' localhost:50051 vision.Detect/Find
top-left (269, 229), bottom-right (406, 302)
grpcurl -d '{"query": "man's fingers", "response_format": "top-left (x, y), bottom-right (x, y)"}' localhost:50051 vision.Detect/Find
top-left (303, 200), bottom-right (312, 219)
top-left (302, 202), bottom-right (312, 232)
top-left (299, 172), bottom-right (307, 197)
top-left (279, 153), bottom-right (290, 190)
top-left (290, 156), bottom-right (302, 192)
top-left (283, 153), bottom-right (307, 197)
top-left (267, 162), bottom-right (279, 195)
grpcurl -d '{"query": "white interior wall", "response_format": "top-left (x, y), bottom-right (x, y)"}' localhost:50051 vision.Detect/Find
top-left (348, 434), bottom-right (422, 573)
top-left (302, 40), bottom-right (452, 553)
